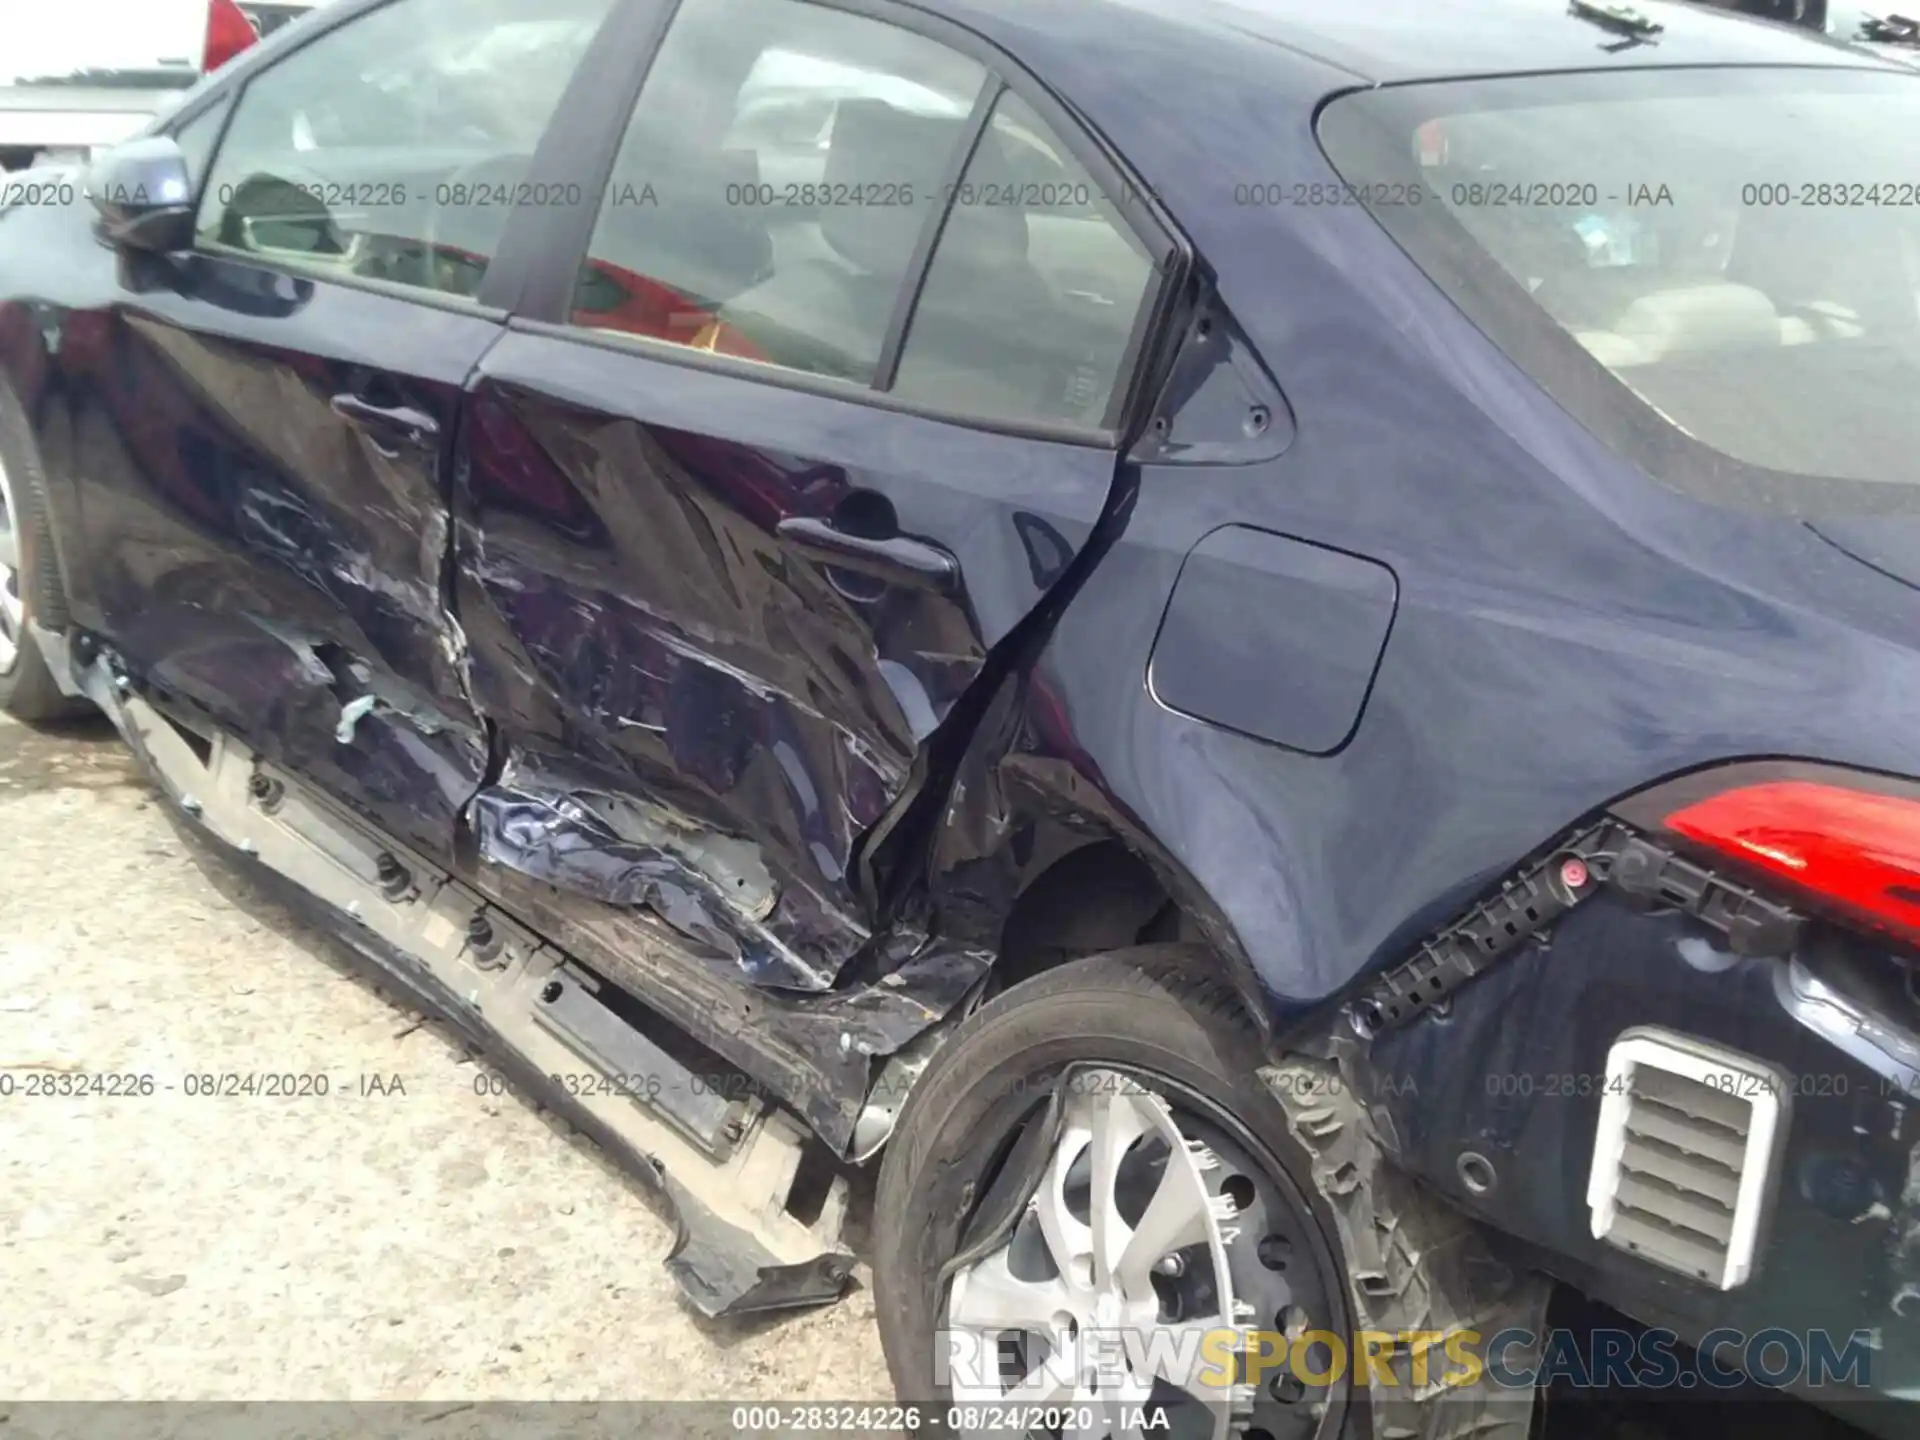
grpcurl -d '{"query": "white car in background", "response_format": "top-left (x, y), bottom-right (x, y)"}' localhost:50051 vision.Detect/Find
top-left (1, 0), bottom-right (324, 170)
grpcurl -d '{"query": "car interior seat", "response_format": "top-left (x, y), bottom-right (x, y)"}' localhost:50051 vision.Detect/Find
top-left (584, 147), bottom-right (775, 324)
top-left (719, 99), bottom-right (967, 382)
top-left (889, 127), bottom-right (1068, 421)
top-left (1569, 282), bottom-right (1786, 369)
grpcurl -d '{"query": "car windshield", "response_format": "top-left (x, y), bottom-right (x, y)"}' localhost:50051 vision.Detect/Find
top-left (1319, 68), bottom-right (1920, 510)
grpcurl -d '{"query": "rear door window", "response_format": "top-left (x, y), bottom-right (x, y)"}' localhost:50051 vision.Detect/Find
top-left (571, 0), bottom-right (987, 385)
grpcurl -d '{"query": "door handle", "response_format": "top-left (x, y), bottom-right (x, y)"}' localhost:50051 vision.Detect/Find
top-left (330, 393), bottom-right (440, 455)
top-left (775, 516), bottom-right (960, 595)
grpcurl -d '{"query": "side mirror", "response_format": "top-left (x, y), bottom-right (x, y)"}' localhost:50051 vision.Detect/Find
top-left (86, 137), bottom-right (197, 253)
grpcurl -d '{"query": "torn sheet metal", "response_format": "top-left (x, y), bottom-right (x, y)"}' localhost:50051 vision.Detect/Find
top-left (126, 611), bottom-right (488, 865)
top-left (450, 385), bottom-right (998, 973)
top-left (565, 788), bottom-right (778, 921)
top-left (471, 749), bottom-right (843, 992)
top-left (452, 538), bottom-right (907, 977)
top-left (468, 852), bottom-right (991, 1153)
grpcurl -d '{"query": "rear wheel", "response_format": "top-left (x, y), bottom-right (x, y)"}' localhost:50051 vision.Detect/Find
top-left (873, 947), bottom-right (1355, 1440)
top-left (0, 399), bottom-right (88, 721)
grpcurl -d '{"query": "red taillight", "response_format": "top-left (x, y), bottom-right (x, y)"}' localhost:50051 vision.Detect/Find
top-left (1666, 780), bottom-right (1920, 944)
top-left (204, 0), bottom-right (259, 73)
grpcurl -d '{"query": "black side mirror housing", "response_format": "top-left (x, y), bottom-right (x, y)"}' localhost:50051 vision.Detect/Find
top-left (87, 137), bottom-right (197, 253)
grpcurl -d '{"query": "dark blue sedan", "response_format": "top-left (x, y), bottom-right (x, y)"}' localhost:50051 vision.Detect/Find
top-left (1, 0), bottom-right (1916, 1433)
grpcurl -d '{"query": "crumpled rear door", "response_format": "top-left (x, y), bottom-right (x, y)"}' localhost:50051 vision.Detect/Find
top-left (452, 346), bottom-right (1119, 987)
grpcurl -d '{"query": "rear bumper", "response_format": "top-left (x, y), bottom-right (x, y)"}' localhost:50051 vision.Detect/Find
top-left (1359, 893), bottom-right (1920, 1431)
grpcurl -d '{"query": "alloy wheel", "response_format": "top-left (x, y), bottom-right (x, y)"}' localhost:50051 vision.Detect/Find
top-left (944, 1068), bottom-right (1346, 1440)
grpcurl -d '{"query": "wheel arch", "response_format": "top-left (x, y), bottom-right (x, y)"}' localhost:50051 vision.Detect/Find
top-left (927, 778), bottom-right (1277, 1038)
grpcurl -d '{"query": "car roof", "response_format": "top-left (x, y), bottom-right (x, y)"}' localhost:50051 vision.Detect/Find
top-left (934, 0), bottom-right (1888, 87)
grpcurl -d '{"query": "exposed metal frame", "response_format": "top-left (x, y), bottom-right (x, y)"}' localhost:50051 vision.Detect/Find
top-left (74, 646), bottom-right (859, 1319)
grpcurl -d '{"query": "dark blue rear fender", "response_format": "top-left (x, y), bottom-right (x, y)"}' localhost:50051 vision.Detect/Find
top-left (890, 2), bottom-right (1920, 1023)
top-left (917, 175), bottom-right (1920, 1018)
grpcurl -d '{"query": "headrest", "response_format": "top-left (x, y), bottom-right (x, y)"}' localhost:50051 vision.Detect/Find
top-left (821, 99), bottom-right (965, 276)
top-left (597, 147), bottom-right (771, 304)
top-left (932, 129), bottom-right (1032, 274)
top-left (1607, 283), bottom-right (1783, 364)
top-left (1734, 209), bottom-right (1916, 330)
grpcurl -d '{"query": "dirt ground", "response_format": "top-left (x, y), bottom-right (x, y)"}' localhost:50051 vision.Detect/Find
top-left (0, 710), bottom-right (891, 1402)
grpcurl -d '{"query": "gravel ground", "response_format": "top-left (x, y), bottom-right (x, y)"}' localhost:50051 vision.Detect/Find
top-left (0, 710), bottom-right (890, 1404)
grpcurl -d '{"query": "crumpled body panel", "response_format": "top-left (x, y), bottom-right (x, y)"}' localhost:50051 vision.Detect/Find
top-left (7, 208), bottom-right (1118, 1159)
top-left (450, 347), bottom-right (1114, 980)
top-left (140, 613), bottom-right (488, 860)
top-left (471, 749), bottom-right (850, 992)
top-left (468, 849), bottom-right (993, 1149)
top-left (453, 386), bottom-right (947, 974)
top-left (47, 270), bottom-right (500, 863)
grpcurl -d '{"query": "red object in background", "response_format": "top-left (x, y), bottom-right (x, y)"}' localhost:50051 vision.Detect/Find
top-left (570, 260), bottom-right (767, 364)
top-left (1666, 779), bottom-right (1920, 944)
top-left (204, 0), bottom-right (261, 73)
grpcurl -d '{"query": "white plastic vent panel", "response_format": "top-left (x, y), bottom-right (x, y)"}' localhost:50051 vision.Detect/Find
top-left (1586, 1027), bottom-right (1787, 1290)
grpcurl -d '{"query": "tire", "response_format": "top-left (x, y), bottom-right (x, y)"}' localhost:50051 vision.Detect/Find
top-left (873, 945), bottom-right (1357, 1439)
top-left (0, 387), bottom-right (88, 722)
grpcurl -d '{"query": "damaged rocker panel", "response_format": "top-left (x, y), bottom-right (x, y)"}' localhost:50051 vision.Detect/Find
top-left (469, 747), bottom-right (848, 994)
top-left (463, 853), bottom-right (990, 1155)
top-left (83, 622), bottom-right (988, 1155)
top-left (76, 650), bottom-right (862, 1318)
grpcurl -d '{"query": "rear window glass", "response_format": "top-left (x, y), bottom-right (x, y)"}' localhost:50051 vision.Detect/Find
top-left (1318, 68), bottom-right (1920, 512)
